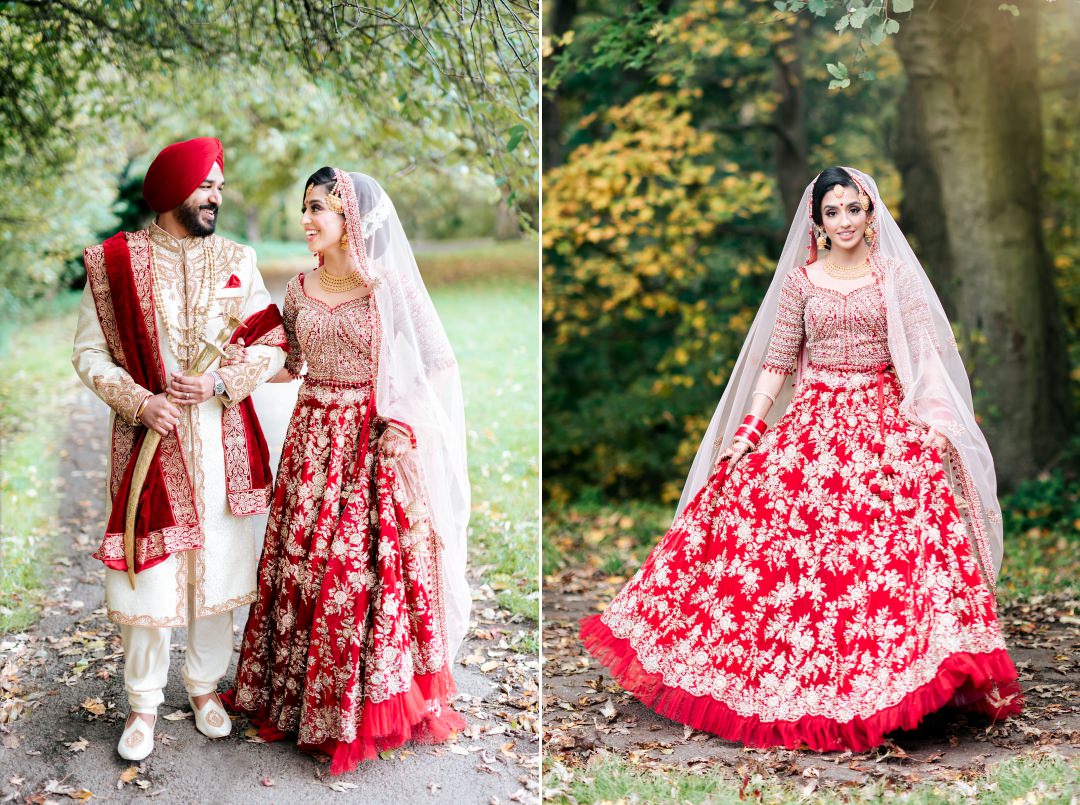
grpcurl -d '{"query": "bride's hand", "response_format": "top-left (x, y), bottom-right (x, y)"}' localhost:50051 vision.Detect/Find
top-left (379, 430), bottom-right (411, 460)
top-left (921, 426), bottom-right (948, 453)
top-left (716, 441), bottom-right (751, 471)
top-left (220, 338), bottom-right (247, 367)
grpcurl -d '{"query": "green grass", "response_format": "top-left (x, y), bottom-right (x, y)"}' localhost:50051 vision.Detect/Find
top-left (546, 752), bottom-right (1080, 804)
top-left (0, 291), bottom-right (84, 633)
top-left (434, 275), bottom-right (539, 621)
top-left (255, 236), bottom-right (537, 287)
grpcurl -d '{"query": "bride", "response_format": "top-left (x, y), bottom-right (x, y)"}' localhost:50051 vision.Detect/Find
top-left (226, 168), bottom-right (471, 773)
top-left (581, 167), bottom-right (1022, 751)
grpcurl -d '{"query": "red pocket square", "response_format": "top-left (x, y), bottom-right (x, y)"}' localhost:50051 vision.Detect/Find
top-left (224, 274), bottom-right (241, 289)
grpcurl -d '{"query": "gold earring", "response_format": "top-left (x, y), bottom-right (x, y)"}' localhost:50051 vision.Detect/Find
top-left (816, 226), bottom-right (827, 250)
top-left (340, 232), bottom-right (349, 250)
top-left (864, 219), bottom-right (877, 247)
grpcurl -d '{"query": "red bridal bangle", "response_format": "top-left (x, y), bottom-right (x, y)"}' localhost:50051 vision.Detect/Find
top-left (733, 414), bottom-right (767, 448)
top-left (740, 414), bottom-right (767, 435)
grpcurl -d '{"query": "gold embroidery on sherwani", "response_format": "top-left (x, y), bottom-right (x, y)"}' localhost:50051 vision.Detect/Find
top-left (218, 355), bottom-right (270, 405)
top-left (84, 244), bottom-right (127, 368)
top-left (92, 374), bottom-right (148, 424)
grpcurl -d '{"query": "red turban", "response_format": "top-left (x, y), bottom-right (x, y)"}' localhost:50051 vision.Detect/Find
top-left (142, 137), bottom-right (225, 214)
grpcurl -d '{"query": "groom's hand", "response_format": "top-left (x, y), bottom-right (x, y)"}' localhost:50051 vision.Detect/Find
top-left (141, 393), bottom-right (182, 436)
top-left (168, 372), bottom-right (215, 406)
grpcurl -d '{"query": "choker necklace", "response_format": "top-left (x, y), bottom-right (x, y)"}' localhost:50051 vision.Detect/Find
top-left (318, 267), bottom-right (364, 293)
top-left (824, 254), bottom-right (872, 280)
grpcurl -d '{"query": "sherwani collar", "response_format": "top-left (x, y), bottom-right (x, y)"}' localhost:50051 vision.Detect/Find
top-left (149, 220), bottom-right (215, 256)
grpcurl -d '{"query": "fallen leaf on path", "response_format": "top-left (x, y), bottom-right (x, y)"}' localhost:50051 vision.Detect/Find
top-left (117, 766), bottom-right (139, 786)
top-left (162, 710), bottom-right (191, 721)
top-left (43, 780), bottom-right (93, 800)
top-left (80, 697), bottom-right (105, 716)
top-left (64, 737), bottom-right (89, 753)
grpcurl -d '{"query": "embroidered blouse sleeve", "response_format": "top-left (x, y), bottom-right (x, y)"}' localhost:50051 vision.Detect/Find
top-left (762, 269), bottom-right (807, 375)
top-left (71, 282), bottom-right (153, 424)
top-left (283, 277), bottom-right (305, 379)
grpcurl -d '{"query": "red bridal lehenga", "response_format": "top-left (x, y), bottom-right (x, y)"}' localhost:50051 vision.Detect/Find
top-left (581, 256), bottom-right (1023, 751)
top-left (228, 277), bottom-right (462, 773)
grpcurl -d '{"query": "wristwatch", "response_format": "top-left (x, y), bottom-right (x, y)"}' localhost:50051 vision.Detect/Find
top-left (210, 371), bottom-right (226, 398)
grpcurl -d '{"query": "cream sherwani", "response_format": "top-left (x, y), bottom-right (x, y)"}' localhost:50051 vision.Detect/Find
top-left (73, 223), bottom-right (285, 710)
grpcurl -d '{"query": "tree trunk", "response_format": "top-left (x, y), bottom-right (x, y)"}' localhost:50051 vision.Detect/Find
top-left (495, 195), bottom-right (523, 240)
top-left (892, 0), bottom-right (1071, 489)
top-left (771, 23), bottom-right (808, 217)
top-left (542, 0), bottom-right (578, 170)
top-left (245, 205), bottom-right (261, 243)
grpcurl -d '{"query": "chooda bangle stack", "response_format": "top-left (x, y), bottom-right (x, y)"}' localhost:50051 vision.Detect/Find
top-left (732, 414), bottom-right (767, 451)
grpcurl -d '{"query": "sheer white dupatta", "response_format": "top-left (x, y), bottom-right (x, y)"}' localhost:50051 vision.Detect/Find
top-left (677, 168), bottom-right (1002, 587)
top-left (334, 170), bottom-right (472, 656)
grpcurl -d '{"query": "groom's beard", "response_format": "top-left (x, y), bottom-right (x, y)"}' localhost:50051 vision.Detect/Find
top-left (176, 199), bottom-right (219, 237)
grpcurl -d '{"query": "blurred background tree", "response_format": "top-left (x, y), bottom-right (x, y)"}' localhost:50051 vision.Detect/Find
top-left (0, 0), bottom-right (538, 312)
top-left (543, 0), bottom-right (1078, 516)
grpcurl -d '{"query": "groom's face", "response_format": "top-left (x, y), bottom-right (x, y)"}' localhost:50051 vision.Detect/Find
top-left (175, 162), bottom-right (224, 237)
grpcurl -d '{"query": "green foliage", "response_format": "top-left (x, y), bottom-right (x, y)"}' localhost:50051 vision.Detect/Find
top-left (543, 91), bottom-right (777, 502)
top-left (0, 1), bottom-right (538, 315)
top-left (774, 0), bottom-right (914, 59)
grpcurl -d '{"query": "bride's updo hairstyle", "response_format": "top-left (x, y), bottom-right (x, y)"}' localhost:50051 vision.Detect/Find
top-left (811, 166), bottom-right (876, 223)
top-left (304, 166), bottom-right (338, 206)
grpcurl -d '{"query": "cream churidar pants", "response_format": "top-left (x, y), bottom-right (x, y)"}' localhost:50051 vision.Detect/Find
top-left (120, 592), bottom-right (234, 714)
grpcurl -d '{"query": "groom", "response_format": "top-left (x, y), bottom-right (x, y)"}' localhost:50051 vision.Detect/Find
top-left (72, 137), bottom-right (287, 760)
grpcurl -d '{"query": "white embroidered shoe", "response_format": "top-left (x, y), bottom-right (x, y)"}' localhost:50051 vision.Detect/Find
top-left (117, 714), bottom-right (155, 761)
top-left (189, 694), bottom-right (231, 739)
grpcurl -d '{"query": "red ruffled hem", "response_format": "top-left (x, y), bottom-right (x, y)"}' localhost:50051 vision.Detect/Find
top-left (221, 668), bottom-right (464, 775)
top-left (580, 614), bottom-right (1022, 752)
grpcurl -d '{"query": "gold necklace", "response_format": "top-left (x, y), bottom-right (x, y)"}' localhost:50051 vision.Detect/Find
top-left (318, 267), bottom-right (363, 293)
top-left (823, 254), bottom-right (872, 280)
top-left (149, 239), bottom-right (218, 369)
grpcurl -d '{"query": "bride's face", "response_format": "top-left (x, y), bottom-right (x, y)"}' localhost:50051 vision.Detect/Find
top-left (301, 184), bottom-right (347, 256)
top-left (820, 184), bottom-right (868, 254)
